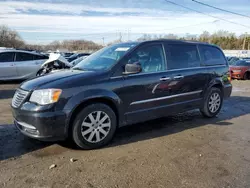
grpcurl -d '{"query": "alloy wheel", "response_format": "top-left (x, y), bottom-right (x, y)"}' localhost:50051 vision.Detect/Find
top-left (208, 93), bottom-right (221, 113)
top-left (81, 111), bottom-right (111, 143)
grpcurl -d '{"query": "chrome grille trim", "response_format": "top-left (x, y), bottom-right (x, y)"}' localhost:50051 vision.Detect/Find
top-left (12, 89), bottom-right (29, 108)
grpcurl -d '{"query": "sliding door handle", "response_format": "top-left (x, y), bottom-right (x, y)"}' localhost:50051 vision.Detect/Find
top-left (173, 75), bottom-right (184, 80)
top-left (160, 77), bottom-right (171, 81)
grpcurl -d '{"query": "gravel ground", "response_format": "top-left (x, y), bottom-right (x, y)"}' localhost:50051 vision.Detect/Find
top-left (0, 80), bottom-right (250, 188)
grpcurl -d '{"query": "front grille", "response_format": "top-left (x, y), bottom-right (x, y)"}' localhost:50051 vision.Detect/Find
top-left (12, 89), bottom-right (29, 108)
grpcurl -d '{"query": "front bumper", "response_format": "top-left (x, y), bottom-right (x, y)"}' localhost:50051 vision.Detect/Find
top-left (223, 84), bottom-right (232, 99)
top-left (12, 107), bottom-right (68, 141)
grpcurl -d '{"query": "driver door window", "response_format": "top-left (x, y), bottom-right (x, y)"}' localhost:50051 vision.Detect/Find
top-left (127, 44), bottom-right (166, 73)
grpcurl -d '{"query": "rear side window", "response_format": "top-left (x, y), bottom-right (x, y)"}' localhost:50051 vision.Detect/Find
top-left (165, 44), bottom-right (201, 70)
top-left (16, 52), bottom-right (34, 61)
top-left (199, 45), bottom-right (226, 66)
top-left (34, 55), bottom-right (48, 60)
top-left (0, 52), bottom-right (15, 62)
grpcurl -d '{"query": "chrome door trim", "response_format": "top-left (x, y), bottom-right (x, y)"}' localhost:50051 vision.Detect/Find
top-left (110, 65), bottom-right (226, 79)
top-left (130, 90), bottom-right (203, 105)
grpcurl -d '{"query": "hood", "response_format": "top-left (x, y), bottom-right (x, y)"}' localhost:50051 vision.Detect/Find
top-left (20, 70), bottom-right (96, 91)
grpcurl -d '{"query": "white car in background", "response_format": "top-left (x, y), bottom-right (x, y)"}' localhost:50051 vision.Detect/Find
top-left (0, 50), bottom-right (48, 80)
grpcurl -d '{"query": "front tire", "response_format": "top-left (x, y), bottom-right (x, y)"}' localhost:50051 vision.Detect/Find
top-left (200, 87), bottom-right (223, 118)
top-left (243, 72), bottom-right (250, 80)
top-left (71, 103), bottom-right (117, 149)
top-left (36, 69), bottom-right (44, 76)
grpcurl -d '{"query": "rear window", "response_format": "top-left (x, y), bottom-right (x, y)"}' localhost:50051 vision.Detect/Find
top-left (165, 44), bottom-right (201, 70)
top-left (199, 45), bottom-right (226, 66)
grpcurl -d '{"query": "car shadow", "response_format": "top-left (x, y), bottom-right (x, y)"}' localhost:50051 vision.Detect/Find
top-left (0, 80), bottom-right (22, 99)
top-left (0, 96), bottom-right (249, 160)
top-left (0, 124), bottom-right (51, 161)
top-left (0, 80), bottom-right (23, 84)
top-left (0, 89), bottom-right (16, 99)
top-left (107, 96), bottom-right (250, 148)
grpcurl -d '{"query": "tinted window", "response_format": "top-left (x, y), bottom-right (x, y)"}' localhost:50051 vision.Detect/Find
top-left (0, 52), bottom-right (15, 62)
top-left (165, 44), bottom-right (200, 70)
top-left (199, 45), bottom-right (226, 66)
top-left (127, 44), bottom-right (166, 73)
top-left (16, 52), bottom-right (34, 61)
top-left (34, 55), bottom-right (48, 60)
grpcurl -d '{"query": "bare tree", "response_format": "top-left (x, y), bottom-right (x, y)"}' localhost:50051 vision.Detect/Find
top-left (0, 25), bottom-right (25, 48)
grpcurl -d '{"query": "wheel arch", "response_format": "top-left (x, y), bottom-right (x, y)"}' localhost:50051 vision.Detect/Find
top-left (205, 78), bottom-right (224, 96)
top-left (243, 70), bottom-right (250, 80)
top-left (64, 90), bottom-right (123, 137)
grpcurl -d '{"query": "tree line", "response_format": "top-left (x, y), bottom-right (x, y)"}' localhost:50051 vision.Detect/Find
top-left (137, 31), bottom-right (250, 50)
top-left (1, 25), bottom-right (250, 51)
top-left (0, 25), bottom-right (102, 52)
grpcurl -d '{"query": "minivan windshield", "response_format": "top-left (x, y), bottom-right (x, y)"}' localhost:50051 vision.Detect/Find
top-left (73, 43), bottom-right (137, 71)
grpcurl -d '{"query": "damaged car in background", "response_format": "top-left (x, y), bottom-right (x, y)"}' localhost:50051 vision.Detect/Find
top-left (36, 53), bottom-right (90, 76)
top-left (36, 53), bottom-right (73, 76)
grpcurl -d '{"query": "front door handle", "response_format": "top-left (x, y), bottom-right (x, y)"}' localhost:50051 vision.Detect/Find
top-left (173, 75), bottom-right (184, 80)
top-left (160, 77), bottom-right (171, 81)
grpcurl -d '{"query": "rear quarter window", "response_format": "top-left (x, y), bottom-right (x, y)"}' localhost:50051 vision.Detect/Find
top-left (199, 45), bottom-right (226, 66)
top-left (34, 55), bottom-right (48, 60)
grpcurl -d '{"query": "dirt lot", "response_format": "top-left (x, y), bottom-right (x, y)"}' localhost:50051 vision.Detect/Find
top-left (1, 80), bottom-right (250, 188)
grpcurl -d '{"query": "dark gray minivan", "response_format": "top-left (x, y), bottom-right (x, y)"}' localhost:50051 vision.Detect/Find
top-left (12, 40), bottom-right (232, 149)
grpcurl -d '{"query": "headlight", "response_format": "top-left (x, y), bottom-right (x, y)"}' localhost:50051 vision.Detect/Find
top-left (232, 70), bottom-right (241, 73)
top-left (30, 89), bottom-right (62, 105)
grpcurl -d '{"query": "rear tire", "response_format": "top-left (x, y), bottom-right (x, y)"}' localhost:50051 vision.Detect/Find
top-left (200, 87), bottom-right (223, 118)
top-left (71, 103), bottom-right (117, 149)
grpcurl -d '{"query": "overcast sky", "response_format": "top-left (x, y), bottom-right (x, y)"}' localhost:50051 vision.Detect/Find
top-left (1, 0), bottom-right (250, 44)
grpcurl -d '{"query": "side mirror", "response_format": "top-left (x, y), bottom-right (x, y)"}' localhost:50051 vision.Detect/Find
top-left (124, 63), bottom-right (142, 74)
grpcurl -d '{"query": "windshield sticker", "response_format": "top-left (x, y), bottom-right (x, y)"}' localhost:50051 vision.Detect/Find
top-left (115, 47), bottom-right (130, 51)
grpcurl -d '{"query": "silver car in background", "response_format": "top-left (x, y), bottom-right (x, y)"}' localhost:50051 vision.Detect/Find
top-left (0, 50), bottom-right (48, 80)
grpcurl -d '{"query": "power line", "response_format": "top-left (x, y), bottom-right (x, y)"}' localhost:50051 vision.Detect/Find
top-left (164, 0), bottom-right (250, 29)
top-left (148, 20), bottom-right (219, 33)
top-left (191, 0), bottom-right (250, 19)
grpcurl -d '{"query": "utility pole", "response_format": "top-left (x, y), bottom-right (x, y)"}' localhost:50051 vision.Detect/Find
top-left (119, 32), bottom-right (122, 42)
top-left (116, 30), bottom-right (118, 41)
top-left (127, 29), bottom-right (130, 41)
top-left (242, 32), bottom-right (247, 50)
top-left (102, 37), bottom-right (105, 46)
